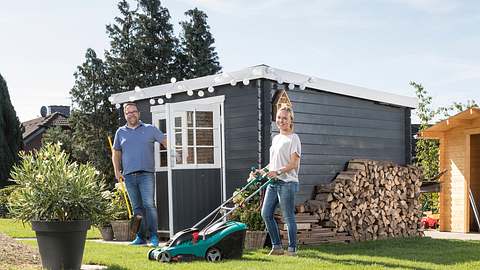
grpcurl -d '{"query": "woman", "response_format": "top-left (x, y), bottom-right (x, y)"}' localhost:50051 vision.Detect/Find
top-left (255, 106), bottom-right (301, 256)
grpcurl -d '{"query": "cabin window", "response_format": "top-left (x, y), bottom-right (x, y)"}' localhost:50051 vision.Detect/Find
top-left (158, 119), bottom-right (167, 167)
top-left (173, 111), bottom-right (215, 165)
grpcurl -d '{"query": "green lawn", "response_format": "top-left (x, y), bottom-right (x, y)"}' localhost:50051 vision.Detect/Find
top-left (18, 238), bottom-right (480, 270)
top-left (0, 218), bottom-right (101, 239)
top-left (3, 218), bottom-right (480, 270)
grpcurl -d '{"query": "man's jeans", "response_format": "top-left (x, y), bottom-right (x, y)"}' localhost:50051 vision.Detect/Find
top-left (261, 180), bottom-right (299, 252)
top-left (124, 172), bottom-right (158, 239)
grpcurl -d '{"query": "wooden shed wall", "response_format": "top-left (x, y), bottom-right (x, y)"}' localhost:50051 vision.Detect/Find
top-left (266, 82), bottom-right (411, 203)
top-left (219, 82), bottom-right (263, 198)
top-left (441, 130), bottom-right (467, 232)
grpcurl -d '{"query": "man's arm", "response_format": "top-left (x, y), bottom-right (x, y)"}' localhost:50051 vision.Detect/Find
top-left (160, 135), bottom-right (167, 148)
top-left (112, 149), bottom-right (123, 180)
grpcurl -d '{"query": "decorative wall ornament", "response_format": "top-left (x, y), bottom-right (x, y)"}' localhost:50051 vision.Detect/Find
top-left (272, 90), bottom-right (292, 121)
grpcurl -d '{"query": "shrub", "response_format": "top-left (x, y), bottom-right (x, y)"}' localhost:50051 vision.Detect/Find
top-left (230, 181), bottom-right (265, 231)
top-left (0, 185), bottom-right (16, 218)
top-left (7, 143), bottom-right (110, 225)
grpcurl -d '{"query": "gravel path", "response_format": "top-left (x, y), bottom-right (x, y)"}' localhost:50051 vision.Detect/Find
top-left (0, 232), bottom-right (40, 269)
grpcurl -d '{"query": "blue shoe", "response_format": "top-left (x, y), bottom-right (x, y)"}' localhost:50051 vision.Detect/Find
top-left (130, 235), bottom-right (146, 245)
top-left (150, 235), bottom-right (159, 247)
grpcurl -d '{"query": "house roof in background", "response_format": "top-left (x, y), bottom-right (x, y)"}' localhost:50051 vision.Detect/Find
top-left (22, 112), bottom-right (69, 139)
top-left (109, 64), bottom-right (417, 108)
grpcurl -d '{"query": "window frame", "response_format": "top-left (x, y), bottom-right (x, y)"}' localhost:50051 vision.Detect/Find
top-left (151, 95), bottom-right (224, 170)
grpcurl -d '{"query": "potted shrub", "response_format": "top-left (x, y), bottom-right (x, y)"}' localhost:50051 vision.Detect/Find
top-left (230, 183), bottom-right (267, 250)
top-left (95, 190), bottom-right (115, 241)
top-left (109, 183), bottom-right (136, 241)
top-left (7, 143), bottom-right (109, 270)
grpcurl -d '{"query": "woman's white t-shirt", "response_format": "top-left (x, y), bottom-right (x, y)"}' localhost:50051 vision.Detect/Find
top-left (269, 133), bottom-right (301, 182)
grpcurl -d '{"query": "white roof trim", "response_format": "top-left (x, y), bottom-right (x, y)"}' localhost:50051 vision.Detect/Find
top-left (109, 65), bottom-right (417, 108)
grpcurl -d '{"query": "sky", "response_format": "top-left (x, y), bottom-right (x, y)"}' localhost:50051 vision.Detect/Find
top-left (1, 0), bottom-right (479, 123)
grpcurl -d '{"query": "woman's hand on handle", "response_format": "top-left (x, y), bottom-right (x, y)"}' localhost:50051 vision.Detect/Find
top-left (266, 170), bottom-right (279, 179)
top-left (248, 168), bottom-right (264, 181)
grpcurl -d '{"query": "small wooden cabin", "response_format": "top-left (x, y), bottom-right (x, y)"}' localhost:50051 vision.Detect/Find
top-left (109, 65), bottom-right (417, 236)
top-left (421, 108), bottom-right (480, 232)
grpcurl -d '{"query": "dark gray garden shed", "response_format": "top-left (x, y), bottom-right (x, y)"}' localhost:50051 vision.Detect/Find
top-left (109, 64), bottom-right (417, 237)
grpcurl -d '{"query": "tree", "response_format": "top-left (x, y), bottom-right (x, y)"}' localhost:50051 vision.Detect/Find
top-left (0, 73), bottom-right (23, 188)
top-left (436, 100), bottom-right (478, 120)
top-left (412, 81), bottom-right (478, 213)
top-left (42, 126), bottom-right (73, 159)
top-left (411, 81), bottom-right (440, 213)
top-left (178, 8), bottom-right (221, 79)
top-left (411, 82), bottom-right (439, 179)
top-left (68, 1), bottom-right (221, 186)
top-left (69, 49), bottom-right (117, 182)
top-left (105, 0), bottom-right (180, 90)
top-left (134, 0), bottom-right (179, 85)
top-left (105, 0), bottom-right (141, 92)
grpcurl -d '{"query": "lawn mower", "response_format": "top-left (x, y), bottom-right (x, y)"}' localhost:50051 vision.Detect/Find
top-left (147, 168), bottom-right (273, 263)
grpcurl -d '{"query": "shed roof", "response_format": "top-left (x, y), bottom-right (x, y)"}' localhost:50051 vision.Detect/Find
top-left (421, 108), bottom-right (480, 138)
top-left (109, 64), bottom-right (417, 108)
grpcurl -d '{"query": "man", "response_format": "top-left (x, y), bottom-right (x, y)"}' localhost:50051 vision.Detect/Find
top-left (112, 102), bottom-right (166, 246)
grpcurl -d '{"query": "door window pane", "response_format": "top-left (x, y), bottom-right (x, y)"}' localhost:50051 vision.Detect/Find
top-left (197, 147), bottom-right (214, 164)
top-left (175, 117), bottom-right (182, 128)
top-left (159, 119), bottom-right (166, 133)
top-left (196, 111), bottom-right (213, 127)
top-left (158, 119), bottom-right (167, 167)
top-left (160, 152), bottom-right (167, 167)
top-left (175, 133), bottom-right (182, 145)
top-left (196, 129), bottom-right (213, 146)
top-left (187, 129), bottom-right (194, 146)
top-left (187, 111), bottom-right (194, 127)
top-left (187, 147), bottom-right (195, 164)
top-left (175, 148), bottom-right (183, 164)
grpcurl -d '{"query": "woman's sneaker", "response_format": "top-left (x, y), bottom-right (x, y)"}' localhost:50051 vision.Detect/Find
top-left (286, 248), bottom-right (297, 256)
top-left (285, 251), bottom-right (298, 256)
top-left (268, 247), bottom-right (284, 256)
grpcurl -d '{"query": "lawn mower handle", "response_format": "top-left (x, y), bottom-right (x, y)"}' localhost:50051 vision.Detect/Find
top-left (192, 168), bottom-right (273, 230)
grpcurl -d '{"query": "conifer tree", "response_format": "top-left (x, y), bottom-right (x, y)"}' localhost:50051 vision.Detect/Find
top-left (105, 0), bottom-right (141, 92)
top-left (69, 49), bottom-right (117, 181)
top-left (68, 1), bottom-right (222, 185)
top-left (0, 73), bottom-right (23, 187)
top-left (179, 8), bottom-right (221, 79)
top-left (135, 0), bottom-right (179, 85)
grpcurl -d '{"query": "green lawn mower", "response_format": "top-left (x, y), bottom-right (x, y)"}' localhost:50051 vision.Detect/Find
top-left (148, 168), bottom-right (272, 263)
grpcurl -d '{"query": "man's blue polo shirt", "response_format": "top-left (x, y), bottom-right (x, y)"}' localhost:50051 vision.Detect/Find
top-left (113, 122), bottom-right (165, 175)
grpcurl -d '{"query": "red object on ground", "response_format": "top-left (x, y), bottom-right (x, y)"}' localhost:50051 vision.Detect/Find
top-left (421, 217), bottom-right (438, 228)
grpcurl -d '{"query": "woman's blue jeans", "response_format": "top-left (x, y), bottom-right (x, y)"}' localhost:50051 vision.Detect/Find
top-left (124, 172), bottom-right (158, 239)
top-left (261, 180), bottom-right (299, 251)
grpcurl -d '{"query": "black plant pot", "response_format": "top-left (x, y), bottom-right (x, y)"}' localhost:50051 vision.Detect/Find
top-left (31, 220), bottom-right (90, 270)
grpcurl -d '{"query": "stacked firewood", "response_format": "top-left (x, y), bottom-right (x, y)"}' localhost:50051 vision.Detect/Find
top-left (273, 159), bottom-right (423, 244)
top-left (302, 183), bottom-right (336, 228)
top-left (274, 212), bottom-right (352, 245)
top-left (305, 159), bottom-right (424, 241)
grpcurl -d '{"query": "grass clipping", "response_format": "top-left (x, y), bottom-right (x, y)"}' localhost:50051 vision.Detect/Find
top-left (0, 232), bottom-right (40, 268)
